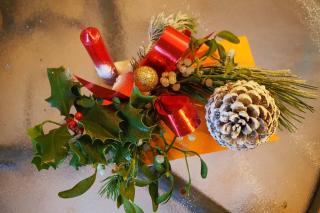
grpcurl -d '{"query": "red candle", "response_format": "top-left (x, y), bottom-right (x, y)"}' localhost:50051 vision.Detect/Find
top-left (80, 27), bottom-right (118, 85)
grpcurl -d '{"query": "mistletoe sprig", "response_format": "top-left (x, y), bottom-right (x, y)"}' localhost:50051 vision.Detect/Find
top-left (28, 67), bottom-right (207, 213)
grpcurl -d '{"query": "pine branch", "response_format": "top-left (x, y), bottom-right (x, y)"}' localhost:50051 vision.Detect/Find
top-left (99, 175), bottom-right (122, 201)
top-left (192, 65), bottom-right (317, 132)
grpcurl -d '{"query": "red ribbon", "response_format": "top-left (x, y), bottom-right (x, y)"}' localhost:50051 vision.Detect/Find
top-left (75, 75), bottom-right (127, 101)
top-left (140, 26), bottom-right (190, 73)
top-left (155, 95), bottom-right (200, 137)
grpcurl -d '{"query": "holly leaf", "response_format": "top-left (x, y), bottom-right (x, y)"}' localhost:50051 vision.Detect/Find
top-left (45, 67), bottom-right (76, 116)
top-left (130, 86), bottom-right (155, 108)
top-left (28, 124), bottom-right (44, 156)
top-left (69, 142), bottom-right (87, 169)
top-left (216, 31), bottom-right (240, 44)
top-left (82, 103), bottom-right (121, 142)
top-left (77, 135), bottom-right (107, 165)
top-left (32, 125), bottom-right (71, 170)
top-left (117, 103), bottom-right (155, 144)
top-left (58, 168), bottom-right (97, 198)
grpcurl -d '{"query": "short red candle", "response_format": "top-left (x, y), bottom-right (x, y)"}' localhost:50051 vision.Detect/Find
top-left (80, 27), bottom-right (118, 85)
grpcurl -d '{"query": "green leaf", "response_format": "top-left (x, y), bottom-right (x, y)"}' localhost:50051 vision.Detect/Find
top-left (33, 125), bottom-right (71, 169)
top-left (157, 174), bottom-right (174, 204)
top-left (77, 135), bottom-right (107, 164)
top-left (122, 196), bottom-right (144, 213)
top-left (200, 158), bottom-right (208, 178)
top-left (205, 39), bottom-right (218, 57)
top-left (123, 196), bottom-right (135, 213)
top-left (69, 142), bottom-right (87, 169)
top-left (121, 181), bottom-right (135, 201)
top-left (76, 98), bottom-right (95, 108)
top-left (117, 103), bottom-right (155, 144)
top-left (117, 195), bottom-right (123, 208)
top-left (45, 67), bottom-right (76, 116)
top-left (217, 43), bottom-right (226, 62)
top-left (28, 124), bottom-right (44, 166)
top-left (130, 86), bottom-right (155, 108)
top-left (82, 103), bottom-right (121, 142)
top-left (135, 178), bottom-right (151, 187)
top-left (99, 175), bottom-right (122, 201)
top-left (148, 182), bottom-right (159, 212)
top-left (58, 169), bottom-right (97, 198)
top-left (141, 165), bottom-right (156, 180)
top-left (216, 31), bottom-right (240, 44)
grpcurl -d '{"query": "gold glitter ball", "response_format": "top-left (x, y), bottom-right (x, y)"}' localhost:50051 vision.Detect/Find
top-left (134, 66), bottom-right (159, 92)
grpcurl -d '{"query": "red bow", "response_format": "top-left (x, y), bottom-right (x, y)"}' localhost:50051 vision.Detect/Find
top-left (155, 95), bottom-right (200, 137)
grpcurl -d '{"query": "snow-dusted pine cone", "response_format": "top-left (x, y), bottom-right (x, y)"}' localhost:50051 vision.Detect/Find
top-left (205, 80), bottom-right (280, 150)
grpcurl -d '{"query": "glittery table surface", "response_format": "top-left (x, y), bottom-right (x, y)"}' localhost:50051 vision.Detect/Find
top-left (0, 0), bottom-right (319, 212)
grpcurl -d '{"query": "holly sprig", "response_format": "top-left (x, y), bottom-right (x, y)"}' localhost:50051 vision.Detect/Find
top-left (28, 67), bottom-right (207, 213)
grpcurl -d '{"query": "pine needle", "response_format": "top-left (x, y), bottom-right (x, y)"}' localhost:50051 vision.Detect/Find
top-left (99, 175), bottom-right (122, 201)
top-left (198, 65), bottom-right (317, 132)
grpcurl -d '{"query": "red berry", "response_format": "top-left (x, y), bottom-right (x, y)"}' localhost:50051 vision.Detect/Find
top-left (75, 112), bottom-right (83, 121)
top-left (66, 117), bottom-right (73, 123)
top-left (68, 120), bottom-right (77, 129)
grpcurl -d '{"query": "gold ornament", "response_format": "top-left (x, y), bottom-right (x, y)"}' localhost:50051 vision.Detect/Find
top-left (134, 66), bottom-right (159, 92)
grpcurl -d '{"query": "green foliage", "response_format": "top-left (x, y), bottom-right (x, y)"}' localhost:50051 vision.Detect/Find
top-left (58, 169), bottom-right (97, 198)
top-left (116, 96), bottom-right (156, 144)
top-left (99, 175), bottom-right (122, 201)
top-left (29, 124), bottom-right (71, 170)
top-left (148, 182), bottom-right (159, 212)
top-left (156, 173), bottom-right (174, 204)
top-left (45, 67), bottom-right (76, 116)
top-left (122, 196), bottom-right (144, 213)
top-left (200, 158), bottom-right (208, 178)
top-left (216, 30), bottom-right (240, 44)
top-left (82, 103), bottom-right (121, 142)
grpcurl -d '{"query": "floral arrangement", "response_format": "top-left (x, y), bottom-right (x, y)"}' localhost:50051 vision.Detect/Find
top-left (28, 12), bottom-right (316, 212)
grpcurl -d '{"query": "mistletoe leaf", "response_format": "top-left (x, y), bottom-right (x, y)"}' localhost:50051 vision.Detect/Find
top-left (122, 196), bottom-right (144, 213)
top-left (58, 169), bottom-right (97, 198)
top-left (205, 39), bottom-right (218, 57)
top-left (148, 182), bottom-right (159, 212)
top-left (156, 174), bottom-right (174, 204)
top-left (121, 181), bottom-right (135, 201)
top-left (216, 30), bottom-right (240, 44)
top-left (45, 67), bottom-right (76, 116)
top-left (217, 43), bottom-right (226, 62)
top-left (33, 125), bottom-right (71, 170)
top-left (82, 103), bottom-right (121, 142)
top-left (200, 158), bottom-right (208, 178)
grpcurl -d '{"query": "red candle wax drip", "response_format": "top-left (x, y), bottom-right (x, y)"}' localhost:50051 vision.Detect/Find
top-left (80, 27), bottom-right (118, 85)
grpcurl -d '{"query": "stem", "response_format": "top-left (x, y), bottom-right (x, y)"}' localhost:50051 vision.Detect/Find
top-left (41, 120), bottom-right (63, 127)
top-left (165, 136), bottom-right (177, 152)
top-left (184, 154), bottom-right (191, 195)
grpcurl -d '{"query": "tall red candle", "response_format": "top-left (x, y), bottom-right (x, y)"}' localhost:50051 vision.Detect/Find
top-left (80, 27), bottom-right (118, 85)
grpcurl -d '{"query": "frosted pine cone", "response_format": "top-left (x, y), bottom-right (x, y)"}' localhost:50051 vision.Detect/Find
top-left (205, 80), bottom-right (280, 150)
